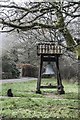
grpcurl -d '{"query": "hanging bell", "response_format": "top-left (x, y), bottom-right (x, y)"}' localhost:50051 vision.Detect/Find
top-left (42, 63), bottom-right (55, 75)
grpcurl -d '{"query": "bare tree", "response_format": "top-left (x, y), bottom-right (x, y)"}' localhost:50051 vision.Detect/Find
top-left (0, 1), bottom-right (80, 59)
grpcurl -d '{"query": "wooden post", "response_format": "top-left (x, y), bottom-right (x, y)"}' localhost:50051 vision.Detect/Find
top-left (56, 56), bottom-right (65, 94)
top-left (36, 55), bottom-right (43, 94)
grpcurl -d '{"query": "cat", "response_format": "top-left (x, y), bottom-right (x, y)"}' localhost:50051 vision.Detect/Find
top-left (7, 89), bottom-right (13, 97)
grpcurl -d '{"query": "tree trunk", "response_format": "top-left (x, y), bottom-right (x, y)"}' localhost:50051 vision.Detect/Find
top-left (56, 11), bottom-right (80, 58)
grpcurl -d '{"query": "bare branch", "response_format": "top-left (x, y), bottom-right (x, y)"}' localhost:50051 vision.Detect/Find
top-left (0, 28), bottom-right (15, 32)
top-left (0, 20), bottom-right (57, 31)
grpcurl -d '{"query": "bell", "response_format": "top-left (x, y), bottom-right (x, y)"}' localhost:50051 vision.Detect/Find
top-left (42, 63), bottom-right (55, 75)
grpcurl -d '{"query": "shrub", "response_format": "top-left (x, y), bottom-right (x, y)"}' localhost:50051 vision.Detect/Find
top-left (17, 63), bottom-right (38, 77)
top-left (2, 55), bottom-right (20, 79)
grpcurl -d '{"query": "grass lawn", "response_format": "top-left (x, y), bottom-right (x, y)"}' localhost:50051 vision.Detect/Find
top-left (0, 78), bottom-right (80, 120)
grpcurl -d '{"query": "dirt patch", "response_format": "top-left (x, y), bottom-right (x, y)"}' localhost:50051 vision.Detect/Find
top-left (43, 93), bottom-right (63, 99)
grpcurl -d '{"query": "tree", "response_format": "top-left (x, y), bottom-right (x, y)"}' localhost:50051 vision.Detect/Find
top-left (0, 0), bottom-right (80, 80)
top-left (0, 1), bottom-right (80, 58)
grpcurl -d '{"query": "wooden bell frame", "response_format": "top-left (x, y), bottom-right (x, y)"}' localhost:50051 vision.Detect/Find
top-left (36, 42), bottom-right (65, 94)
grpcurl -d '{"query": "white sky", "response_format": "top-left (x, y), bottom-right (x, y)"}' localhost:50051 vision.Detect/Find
top-left (12, 0), bottom-right (79, 3)
top-left (11, 0), bottom-right (43, 3)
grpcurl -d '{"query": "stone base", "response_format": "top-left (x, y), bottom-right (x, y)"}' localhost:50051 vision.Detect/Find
top-left (36, 90), bottom-right (42, 94)
top-left (57, 85), bottom-right (65, 94)
top-left (58, 89), bottom-right (65, 94)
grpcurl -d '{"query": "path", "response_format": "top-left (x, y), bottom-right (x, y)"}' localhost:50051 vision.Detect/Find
top-left (0, 77), bottom-right (37, 84)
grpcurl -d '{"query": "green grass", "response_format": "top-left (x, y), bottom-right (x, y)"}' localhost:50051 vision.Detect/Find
top-left (0, 78), bottom-right (79, 120)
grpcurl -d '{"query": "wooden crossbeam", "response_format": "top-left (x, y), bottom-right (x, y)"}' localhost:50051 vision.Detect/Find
top-left (40, 85), bottom-right (57, 89)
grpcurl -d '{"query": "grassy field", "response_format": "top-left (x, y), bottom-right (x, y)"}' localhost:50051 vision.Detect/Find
top-left (0, 78), bottom-right (80, 120)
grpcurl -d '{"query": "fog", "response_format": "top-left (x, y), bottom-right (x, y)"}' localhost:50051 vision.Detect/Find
top-left (0, 33), bottom-right (2, 57)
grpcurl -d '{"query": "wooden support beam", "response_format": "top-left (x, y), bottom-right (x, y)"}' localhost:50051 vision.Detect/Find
top-left (36, 55), bottom-right (43, 94)
top-left (40, 85), bottom-right (57, 89)
top-left (56, 56), bottom-right (65, 94)
top-left (43, 56), bottom-right (56, 62)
